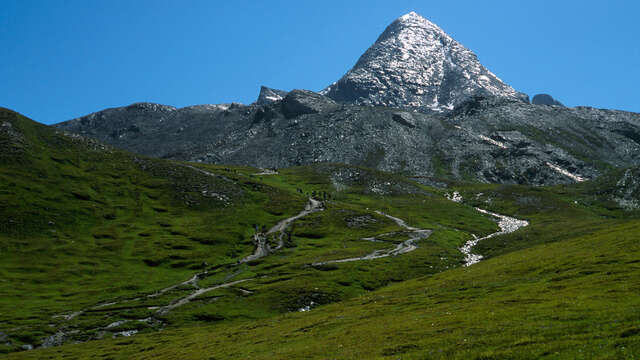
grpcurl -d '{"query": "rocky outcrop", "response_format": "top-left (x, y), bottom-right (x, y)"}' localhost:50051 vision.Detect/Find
top-left (612, 168), bottom-right (640, 210)
top-left (532, 94), bottom-right (563, 106)
top-left (281, 90), bottom-right (339, 119)
top-left (256, 86), bottom-right (288, 105)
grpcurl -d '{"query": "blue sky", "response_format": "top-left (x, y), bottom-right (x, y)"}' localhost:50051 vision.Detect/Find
top-left (1, 0), bottom-right (638, 124)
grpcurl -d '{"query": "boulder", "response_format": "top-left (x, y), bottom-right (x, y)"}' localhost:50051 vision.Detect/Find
top-left (532, 94), bottom-right (564, 106)
top-left (281, 90), bottom-right (339, 119)
top-left (256, 86), bottom-right (288, 105)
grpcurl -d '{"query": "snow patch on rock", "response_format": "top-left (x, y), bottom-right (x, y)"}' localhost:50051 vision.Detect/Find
top-left (478, 134), bottom-right (507, 149)
top-left (545, 162), bottom-right (585, 182)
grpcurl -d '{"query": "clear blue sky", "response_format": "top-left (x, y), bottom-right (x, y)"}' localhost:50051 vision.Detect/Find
top-left (1, 0), bottom-right (638, 124)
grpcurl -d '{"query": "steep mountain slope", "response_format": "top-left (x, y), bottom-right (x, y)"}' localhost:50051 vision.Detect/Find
top-left (56, 92), bottom-right (640, 186)
top-left (321, 12), bottom-right (528, 111)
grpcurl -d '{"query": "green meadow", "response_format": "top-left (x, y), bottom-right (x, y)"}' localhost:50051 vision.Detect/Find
top-left (1, 108), bottom-right (639, 358)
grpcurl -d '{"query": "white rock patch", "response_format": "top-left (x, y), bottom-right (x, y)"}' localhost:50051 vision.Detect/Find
top-left (545, 162), bottom-right (586, 182)
top-left (446, 191), bottom-right (463, 203)
top-left (460, 208), bottom-right (529, 267)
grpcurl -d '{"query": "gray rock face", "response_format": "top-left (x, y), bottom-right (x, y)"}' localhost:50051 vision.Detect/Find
top-left (256, 86), bottom-right (288, 105)
top-left (65, 102), bottom-right (177, 143)
top-left (391, 112), bottom-right (416, 128)
top-left (306, 163), bottom-right (428, 195)
top-left (281, 90), bottom-right (340, 119)
top-left (532, 94), bottom-right (563, 106)
top-left (55, 91), bottom-right (640, 186)
top-left (610, 168), bottom-right (640, 210)
top-left (321, 12), bottom-right (528, 112)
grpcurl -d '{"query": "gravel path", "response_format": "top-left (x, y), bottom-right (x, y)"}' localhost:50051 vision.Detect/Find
top-left (312, 210), bottom-right (432, 266)
top-left (241, 198), bottom-right (323, 263)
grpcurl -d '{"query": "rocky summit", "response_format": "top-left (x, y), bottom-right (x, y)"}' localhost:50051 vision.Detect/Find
top-left (321, 12), bottom-right (528, 111)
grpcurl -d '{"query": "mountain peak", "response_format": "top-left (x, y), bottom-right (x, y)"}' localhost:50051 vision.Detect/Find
top-left (322, 13), bottom-right (527, 111)
top-left (396, 11), bottom-right (437, 28)
top-left (387, 11), bottom-right (446, 44)
top-left (398, 11), bottom-right (422, 21)
top-left (255, 86), bottom-right (288, 105)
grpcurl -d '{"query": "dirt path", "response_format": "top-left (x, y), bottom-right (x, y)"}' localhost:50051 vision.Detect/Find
top-left (155, 278), bottom-right (253, 315)
top-left (241, 198), bottom-right (323, 263)
top-left (148, 273), bottom-right (201, 298)
top-left (181, 164), bottom-right (235, 183)
top-left (312, 210), bottom-right (432, 266)
top-left (254, 168), bottom-right (278, 175)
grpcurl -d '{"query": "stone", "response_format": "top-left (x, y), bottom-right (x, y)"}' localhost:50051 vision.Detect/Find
top-left (532, 94), bottom-right (564, 106)
top-left (281, 90), bottom-right (339, 119)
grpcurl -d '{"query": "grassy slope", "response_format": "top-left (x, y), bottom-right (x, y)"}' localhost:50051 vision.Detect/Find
top-left (0, 108), bottom-right (307, 349)
top-left (455, 183), bottom-right (626, 260)
top-left (0, 108), bottom-right (500, 353)
top-left (11, 217), bottom-right (640, 359)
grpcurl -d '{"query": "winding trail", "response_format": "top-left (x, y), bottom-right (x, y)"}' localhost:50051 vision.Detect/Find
top-left (46, 196), bottom-right (323, 348)
top-left (58, 199), bottom-right (323, 318)
top-left (181, 164), bottom-right (234, 183)
top-left (459, 208), bottom-right (529, 267)
top-left (44, 182), bottom-right (528, 349)
top-left (155, 278), bottom-right (253, 315)
top-left (241, 198), bottom-right (324, 263)
top-left (149, 273), bottom-right (201, 298)
top-left (149, 198), bottom-right (322, 318)
top-left (254, 168), bottom-right (279, 176)
top-left (312, 210), bottom-right (432, 266)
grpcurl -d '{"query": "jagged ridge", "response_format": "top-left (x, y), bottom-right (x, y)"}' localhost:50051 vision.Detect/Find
top-left (55, 91), bottom-right (640, 186)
